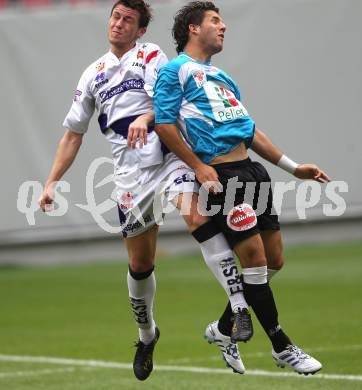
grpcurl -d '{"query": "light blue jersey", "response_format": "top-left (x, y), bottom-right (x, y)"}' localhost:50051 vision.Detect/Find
top-left (154, 53), bottom-right (255, 163)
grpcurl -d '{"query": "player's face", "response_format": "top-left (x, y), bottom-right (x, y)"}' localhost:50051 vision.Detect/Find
top-left (108, 5), bottom-right (146, 49)
top-left (198, 11), bottom-right (226, 55)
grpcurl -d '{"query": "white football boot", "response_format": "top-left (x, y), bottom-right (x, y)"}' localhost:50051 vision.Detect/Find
top-left (272, 344), bottom-right (322, 375)
top-left (204, 321), bottom-right (245, 374)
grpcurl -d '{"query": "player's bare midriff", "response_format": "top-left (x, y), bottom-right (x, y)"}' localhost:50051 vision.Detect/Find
top-left (209, 142), bottom-right (248, 165)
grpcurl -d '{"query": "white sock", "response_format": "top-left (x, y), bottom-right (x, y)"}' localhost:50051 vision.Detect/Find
top-left (243, 266), bottom-right (268, 285)
top-left (138, 320), bottom-right (156, 345)
top-left (127, 269), bottom-right (156, 345)
top-left (267, 268), bottom-right (279, 281)
top-left (198, 233), bottom-right (248, 312)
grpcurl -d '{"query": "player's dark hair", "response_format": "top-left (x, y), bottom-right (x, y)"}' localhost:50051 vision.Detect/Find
top-left (110, 0), bottom-right (152, 28)
top-left (172, 1), bottom-right (219, 53)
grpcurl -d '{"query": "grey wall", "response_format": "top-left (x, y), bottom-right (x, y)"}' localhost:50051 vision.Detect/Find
top-left (1, 0), bottom-right (361, 243)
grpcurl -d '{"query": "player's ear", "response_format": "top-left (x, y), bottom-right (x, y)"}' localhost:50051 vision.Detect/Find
top-left (137, 27), bottom-right (147, 39)
top-left (189, 24), bottom-right (200, 36)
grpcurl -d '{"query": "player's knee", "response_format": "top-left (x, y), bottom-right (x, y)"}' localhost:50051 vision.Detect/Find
top-left (236, 242), bottom-right (267, 268)
top-left (245, 251), bottom-right (267, 268)
top-left (129, 257), bottom-right (154, 273)
top-left (274, 256), bottom-right (284, 270)
top-left (193, 213), bottom-right (210, 230)
top-left (184, 212), bottom-right (209, 232)
top-left (268, 255), bottom-right (284, 270)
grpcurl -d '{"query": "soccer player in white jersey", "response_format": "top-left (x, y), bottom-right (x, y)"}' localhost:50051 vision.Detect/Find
top-left (38, 0), bottom-right (258, 381)
top-left (154, 1), bottom-right (330, 375)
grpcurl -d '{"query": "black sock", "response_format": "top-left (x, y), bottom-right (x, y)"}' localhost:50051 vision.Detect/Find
top-left (269, 328), bottom-right (292, 353)
top-left (128, 265), bottom-right (154, 280)
top-left (217, 301), bottom-right (233, 336)
top-left (243, 282), bottom-right (292, 351)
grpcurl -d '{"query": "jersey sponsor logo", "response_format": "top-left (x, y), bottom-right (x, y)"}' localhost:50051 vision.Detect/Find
top-left (192, 70), bottom-right (207, 88)
top-left (132, 49), bottom-right (147, 69)
top-left (99, 79), bottom-right (145, 103)
top-left (96, 62), bottom-right (105, 73)
top-left (73, 89), bottom-right (82, 102)
top-left (136, 49), bottom-right (144, 60)
top-left (204, 81), bottom-right (249, 122)
top-left (216, 105), bottom-right (248, 121)
top-left (95, 72), bottom-right (106, 82)
top-left (226, 203), bottom-right (257, 231)
top-left (132, 62), bottom-right (146, 69)
top-left (95, 79), bottom-right (109, 89)
top-left (94, 72), bottom-right (109, 89)
top-left (215, 86), bottom-right (239, 108)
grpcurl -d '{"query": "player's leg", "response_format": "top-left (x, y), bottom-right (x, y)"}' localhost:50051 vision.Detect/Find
top-left (115, 166), bottom-right (162, 381)
top-left (173, 192), bottom-right (249, 373)
top-left (125, 224), bottom-right (158, 341)
top-left (233, 233), bottom-right (293, 353)
top-left (173, 187), bottom-right (252, 342)
top-left (260, 229), bottom-right (284, 281)
top-left (235, 232), bottom-right (322, 375)
top-left (255, 167), bottom-right (284, 281)
top-left (176, 193), bottom-right (249, 314)
top-left (213, 231), bottom-right (321, 373)
top-left (259, 229), bottom-right (322, 374)
top-left (209, 159), bottom-right (321, 374)
top-left (160, 156), bottom-right (252, 338)
top-left (124, 224), bottom-right (160, 381)
top-left (212, 159), bottom-right (283, 337)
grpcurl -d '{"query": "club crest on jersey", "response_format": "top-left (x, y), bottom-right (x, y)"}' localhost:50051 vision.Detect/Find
top-left (192, 70), bottom-right (207, 88)
top-left (226, 203), bottom-right (257, 232)
top-left (119, 192), bottom-right (134, 210)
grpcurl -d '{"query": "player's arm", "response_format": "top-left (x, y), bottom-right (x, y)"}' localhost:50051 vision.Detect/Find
top-left (154, 63), bottom-right (220, 189)
top-left (39, 129), bottom-right (83, 211)
top-left (252, 127), bottom-right (331, 183)
top-left (155, 123), bottom-right (220, 186)
top-left (128, 47), bottom-right (169, 148)
top-left (39, 66), bottom-right (95, 211)
top-left (127, 111), bottom-right (154, 148)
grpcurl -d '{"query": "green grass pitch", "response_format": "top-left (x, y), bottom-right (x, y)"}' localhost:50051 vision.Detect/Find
top-left (0, 241), bottom-right (361, 389)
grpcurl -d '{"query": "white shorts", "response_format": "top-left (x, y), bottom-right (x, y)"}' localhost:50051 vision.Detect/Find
top-left (115, 153), bottom-right (199, 237)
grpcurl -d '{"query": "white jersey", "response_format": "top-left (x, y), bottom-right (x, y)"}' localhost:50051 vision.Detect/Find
top-left (63, 42), bottom-right (168, 173)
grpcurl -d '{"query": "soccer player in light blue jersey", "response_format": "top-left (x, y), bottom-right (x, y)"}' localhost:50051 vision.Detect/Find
top-left (155, 1), bottom-right (330, 375)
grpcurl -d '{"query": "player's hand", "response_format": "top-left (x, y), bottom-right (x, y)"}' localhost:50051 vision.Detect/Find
top-left (194, 163), bottom-right (223, 193)
top-left (38, 184), bottom-right (55, 212)
top-left (294, 164), bottom-right (331, 183)
top-left (127, 117), bottom-right (149, 148)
